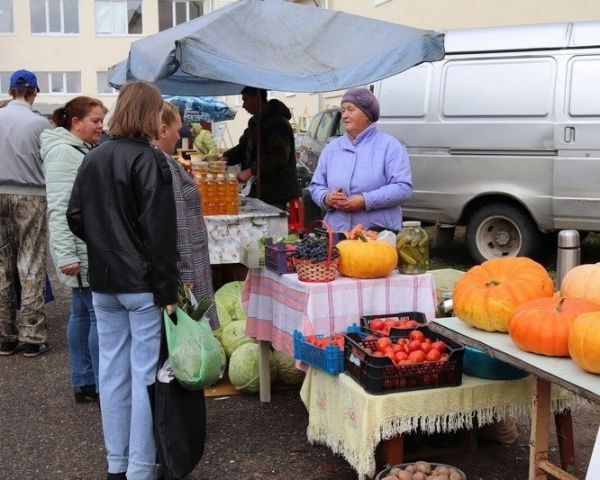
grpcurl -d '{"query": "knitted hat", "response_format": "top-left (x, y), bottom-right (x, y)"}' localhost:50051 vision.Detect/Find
top-left (341, 87), bottom-right (379, 122)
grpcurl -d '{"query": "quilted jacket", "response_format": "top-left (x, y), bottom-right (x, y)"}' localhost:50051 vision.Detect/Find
top-left (40, 127), bottom-right (91, 288)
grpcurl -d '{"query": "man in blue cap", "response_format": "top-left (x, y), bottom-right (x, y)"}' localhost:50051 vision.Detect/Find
top-left (0, 69), bottom-right (51, 357)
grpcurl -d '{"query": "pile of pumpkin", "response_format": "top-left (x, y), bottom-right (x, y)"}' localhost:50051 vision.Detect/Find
top-left (452, 256), bottom-right (600, 374)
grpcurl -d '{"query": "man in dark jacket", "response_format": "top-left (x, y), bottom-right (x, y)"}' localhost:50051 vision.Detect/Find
top-left (223, 87), bottom-right (298, 210)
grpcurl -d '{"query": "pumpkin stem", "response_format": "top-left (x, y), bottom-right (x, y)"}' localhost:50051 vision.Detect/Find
top-left (485, 280), bottom-right (500, 287)
top-left (556, 297), bottom-right (567, 313)
top-left (356, 232), bottom-right (369, 242)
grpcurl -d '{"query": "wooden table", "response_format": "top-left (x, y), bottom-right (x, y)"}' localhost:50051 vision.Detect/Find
top-left (430, 317), bottom-right (599, 480)
top-left (242, 268), bottom-right (437, 401)
top-left (300, 368), bottom-right (576, 479)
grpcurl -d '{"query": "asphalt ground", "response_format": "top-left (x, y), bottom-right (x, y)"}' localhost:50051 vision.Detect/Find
top-left (1, 266), bottom-right (599, 479)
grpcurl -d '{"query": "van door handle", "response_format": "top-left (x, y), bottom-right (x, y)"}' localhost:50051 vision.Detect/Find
top-left (564, 127), bottom-right (576, 143)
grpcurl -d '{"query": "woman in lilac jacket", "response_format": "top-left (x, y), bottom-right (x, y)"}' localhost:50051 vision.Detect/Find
top-left (308, 87), bottom-right (413, 232)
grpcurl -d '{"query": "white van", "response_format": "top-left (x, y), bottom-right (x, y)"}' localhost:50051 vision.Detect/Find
top-left (372, 21), bottom-right (600, 262)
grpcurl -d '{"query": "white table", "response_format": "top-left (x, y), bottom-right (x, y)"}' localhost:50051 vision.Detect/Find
top-left (204, 197), bottom-right (288, 265)
top-left (429, 317), bottom-right (599, 480)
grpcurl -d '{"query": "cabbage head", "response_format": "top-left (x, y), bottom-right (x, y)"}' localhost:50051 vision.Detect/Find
top-left (228, 343), bottom-right (278, 393)
top-left (213, 302), bottom-right (233, 341)
top-left (220, 320), bottom-right (256, 357)
top-left (272, 350), bottom-right (305, 385)
top-left (214, 281), bottom-right (247, 323)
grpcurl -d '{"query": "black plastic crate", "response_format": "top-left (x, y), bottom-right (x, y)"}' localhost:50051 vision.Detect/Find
top-left (360, 311), bottom-right (427, 337)
top-left (265, 238), bottom-right (297, 274)
top-left (343, 327), bottom-right (464, 394)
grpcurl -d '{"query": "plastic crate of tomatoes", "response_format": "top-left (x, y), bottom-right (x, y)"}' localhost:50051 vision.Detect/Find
top-left (361, 312), bottom-right (427, 336)
top-left (293, 326), bottom-right (360, 375)
top-left (343, 326), bottom-right (464, 394)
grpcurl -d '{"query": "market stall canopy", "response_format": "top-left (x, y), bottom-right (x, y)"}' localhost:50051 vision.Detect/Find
top-left (108, 0), bottom-right (444, 96)
top-left (164, 95), bottom-right (236, 122)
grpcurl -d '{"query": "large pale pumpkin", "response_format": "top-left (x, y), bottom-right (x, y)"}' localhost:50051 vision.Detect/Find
top-left (508, 297), bottom-right (600, 356)
top-left (453, 257), bottom-right (554, 332)
top-left (568, 312), bottom-right (600, 374)
top-left (561, 263), bottom-right (600, 303)
top-left (337, 239), bottom-right (398, 279)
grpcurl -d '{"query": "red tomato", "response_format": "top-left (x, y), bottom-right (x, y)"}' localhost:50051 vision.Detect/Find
top-left (396, 338), bottom-right (408, 347)
top-left (370, 319), bottom-right (384, 331)
top-left (376, 337), bottom-right (392, 353)
top-left (392, 344), bottom-right (403, 354)
top-left (405, 320), bottom-right (419, 328)
top-left (407, 340), bottom-right (422, 353)
top-left (426, 349), bottom-right (442, 362)
top-left (431, 340), bottom-right (447, 353)
top-left (398, 359), bottom-right (413, 366)
top-left (440, 353), bottom-right (450, 362)
top-left (420, 342), bottom-right (432, 354)
top-left (395, 351), bottom-right (408, 362)
top-left (384, 319), bottom-right (396, 329)
top-left (409, 330), bottom-right (426, 342)
top-left (408, 350), bottom-right (426, 363)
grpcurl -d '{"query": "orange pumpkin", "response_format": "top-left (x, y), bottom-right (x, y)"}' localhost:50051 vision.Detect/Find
top-left (561, 263), bottom-right (600, 303)
top-left (568, 312), bottom-right (600, 374)
top-left (453, 257), bottom-right (554, 332)
top-left (508, 297), bottom-right (600, 356)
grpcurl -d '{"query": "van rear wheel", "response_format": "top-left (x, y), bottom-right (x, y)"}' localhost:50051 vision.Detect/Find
top-left (466, 203), bottom-right (543, 263)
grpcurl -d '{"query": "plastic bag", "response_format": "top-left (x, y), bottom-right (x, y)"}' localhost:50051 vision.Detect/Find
top-left (163, 307), bottom-right (223, 391)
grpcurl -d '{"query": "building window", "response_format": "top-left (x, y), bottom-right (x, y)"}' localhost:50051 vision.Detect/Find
top-left (0, 0), bottom-right (14, 33)
top-left (30, 0), bottom-right (79, 34)
top-left (95, 0), bottom-right (142, 35)
top-left (97, 71), bottom-right (118, 94)
top-left (158, 0), bottom-right (203, 31)
top-left (0, 71), bottom-right (11, 91)
top-left (36, 71), bottom-right (81, 94)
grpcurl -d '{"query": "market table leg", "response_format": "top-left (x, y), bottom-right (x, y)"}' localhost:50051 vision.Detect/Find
top-left (376, 435), bottom-right (404, 469)
top-left (554, 410), bottom-right (576, 473)
top-left (529, 377), bottom-right (551, 480)
top-left (258, 340), bottom-right (271, 403)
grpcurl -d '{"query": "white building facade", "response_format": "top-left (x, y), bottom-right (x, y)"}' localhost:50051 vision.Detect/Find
top-left (2, 0), bottom-right (600, 143)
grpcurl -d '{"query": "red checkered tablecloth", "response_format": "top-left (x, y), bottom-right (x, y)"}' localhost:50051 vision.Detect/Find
top-left (242, 268), bottom-right (437, 357)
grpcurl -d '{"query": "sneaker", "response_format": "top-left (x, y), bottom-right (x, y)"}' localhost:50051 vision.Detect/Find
top-left (0, 341), bottom-right (24, 356)
top-left (23, 342), bottom-right (51, 357)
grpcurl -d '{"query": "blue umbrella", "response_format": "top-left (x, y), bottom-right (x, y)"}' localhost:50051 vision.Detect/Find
top-left (108, 0), bottom-right (444, 95)
top-left (164, 95), bottom-right (236, 123)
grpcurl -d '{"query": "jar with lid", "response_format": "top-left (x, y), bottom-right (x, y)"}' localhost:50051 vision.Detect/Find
top-left (396, 221), bottom-right (429, 274)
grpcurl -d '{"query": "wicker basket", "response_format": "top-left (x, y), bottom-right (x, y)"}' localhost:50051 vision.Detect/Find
top-left (292, 257), bottom-right (339, 282)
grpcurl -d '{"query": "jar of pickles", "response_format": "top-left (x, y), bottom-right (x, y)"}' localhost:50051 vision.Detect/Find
top-left (396, 221), bottom-right (429, 274)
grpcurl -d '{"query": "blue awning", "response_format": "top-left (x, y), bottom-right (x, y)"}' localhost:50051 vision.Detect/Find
top-left (108, 0), bottom-right (444, 96)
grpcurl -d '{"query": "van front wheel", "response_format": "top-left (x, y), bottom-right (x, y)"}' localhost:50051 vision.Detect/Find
top-left (466, 204), bottom-right (542, 263)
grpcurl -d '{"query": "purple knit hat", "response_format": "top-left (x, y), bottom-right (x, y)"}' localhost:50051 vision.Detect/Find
top-left (341, 87), bottom-right (379, 122)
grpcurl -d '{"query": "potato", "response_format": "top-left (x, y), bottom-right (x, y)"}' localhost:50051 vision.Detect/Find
top-left (433, 466), bottom-right (450, 476)
top-left (411, 472), bottom-right (427, 480)
top-left (396, 471), bottom-right (412, 480)
top-left (415, 461), bottom-right (432, 474)
top-left (389, 467), bottom-right (404, 476)
top-left (449, 470), bottom-right (463, 480)
top-left (430, 475), bottom-right (449, 480)
top-left (405, 465), bottom-right (417, 473)
top-left (381, 476), bottom-right (398, 480)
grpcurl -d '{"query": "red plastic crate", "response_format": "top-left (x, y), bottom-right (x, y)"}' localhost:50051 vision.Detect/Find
top-left (343, 327), bottom-right (464, 394)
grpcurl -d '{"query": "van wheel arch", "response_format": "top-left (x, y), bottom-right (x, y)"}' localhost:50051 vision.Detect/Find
top-left (465, 202), bottom-right (544, 263)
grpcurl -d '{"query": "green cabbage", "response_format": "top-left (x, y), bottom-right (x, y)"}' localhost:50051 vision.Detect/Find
top-left (214, 281), bottom-right (247, 324)
top-left (220, 320), bottom-right (256, 357)
top-left (228, 343), bottom-right (278, 393)
top-left (213, 302), bottom-right (233, 341)
top-left (272, 350), bottom-right (305, 385)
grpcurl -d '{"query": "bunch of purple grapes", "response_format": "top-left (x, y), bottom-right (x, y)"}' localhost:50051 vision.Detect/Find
top-left (293, 234), bottom-right (339, 263)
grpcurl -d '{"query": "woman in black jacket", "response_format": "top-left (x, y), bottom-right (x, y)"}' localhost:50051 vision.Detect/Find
top-left (68, 81), bottom-right (178, 480)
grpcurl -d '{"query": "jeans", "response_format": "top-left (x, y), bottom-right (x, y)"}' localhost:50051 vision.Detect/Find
top-left (68, 287), bottom-right (99, 388)
top-left (93, 292), bottom-right (161, 480)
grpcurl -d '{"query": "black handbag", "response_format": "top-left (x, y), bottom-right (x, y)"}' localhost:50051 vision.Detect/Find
top-left (148, 323), bottom-right (206, 480)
